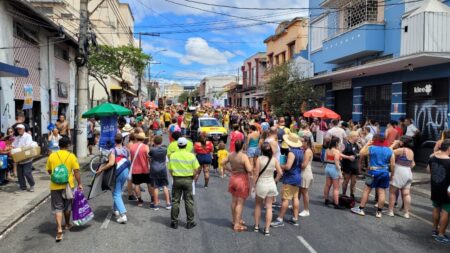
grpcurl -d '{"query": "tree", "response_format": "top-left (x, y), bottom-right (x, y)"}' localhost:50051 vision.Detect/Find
top-left (88, 45), bottom-right (151, 102)
top-left (178, 91), bottom-right (190, 104)
top-left (266, 63), bottom-right (321, 117)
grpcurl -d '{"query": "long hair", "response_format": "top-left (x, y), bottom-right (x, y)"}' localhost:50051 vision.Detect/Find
top-left (235, 140), bottom-right (243, 153)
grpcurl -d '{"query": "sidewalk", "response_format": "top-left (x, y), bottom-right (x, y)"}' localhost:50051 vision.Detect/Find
top-left (0, 155), bottom-right (91, 236)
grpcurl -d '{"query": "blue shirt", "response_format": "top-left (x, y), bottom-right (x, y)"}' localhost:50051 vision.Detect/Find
top-left (281, 148), bottom-right (303, 186)
top-left (368, 146), bottom-right (392, 169)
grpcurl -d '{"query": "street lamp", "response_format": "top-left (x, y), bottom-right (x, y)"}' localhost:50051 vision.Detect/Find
top-left (138, 32), bottom-right (160, 106)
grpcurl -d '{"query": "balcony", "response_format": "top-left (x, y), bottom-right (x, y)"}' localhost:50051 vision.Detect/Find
top-left (321, 23), bottom-right (385, 64)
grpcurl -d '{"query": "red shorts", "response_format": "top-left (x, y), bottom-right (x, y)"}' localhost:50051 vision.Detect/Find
top-left (228, 173), bottom-right (250, 199)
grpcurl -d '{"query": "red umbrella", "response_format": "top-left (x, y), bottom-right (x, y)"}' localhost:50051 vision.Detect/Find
top-left (303, 107), bottom-right (341, 120)
top-left (144, 101), bottom-right (158, 109)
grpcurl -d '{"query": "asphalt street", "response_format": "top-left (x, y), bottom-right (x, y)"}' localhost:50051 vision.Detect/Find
top-left (1, 134), bottom-right (449, 253)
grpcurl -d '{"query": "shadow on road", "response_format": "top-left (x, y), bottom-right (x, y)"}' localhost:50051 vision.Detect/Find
top-left (36, 221), bottom-right (55, 238)
top-left (201, 217), bottom-right (232, 228)
top-left (150, 215), bottom-right (172, 228)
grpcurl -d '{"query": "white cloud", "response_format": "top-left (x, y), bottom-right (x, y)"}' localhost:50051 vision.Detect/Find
top-left (138, 39), bottom-right (183, 59)
top-left (180, 37), bottom-right (234, 65)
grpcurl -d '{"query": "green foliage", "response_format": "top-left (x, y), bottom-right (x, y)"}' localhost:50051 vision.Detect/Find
top-left (266, 63), bottom-right (321, 117)
top-left (178, 91), bottom-right (190, 103)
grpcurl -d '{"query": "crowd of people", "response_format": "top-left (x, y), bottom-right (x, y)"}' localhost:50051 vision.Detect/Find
top-left (3, 104), bottom-right (449, 245)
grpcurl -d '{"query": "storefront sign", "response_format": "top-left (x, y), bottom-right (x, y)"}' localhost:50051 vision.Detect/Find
top-left (332, 80), bottom-right (352, 91)
top-left (99, 116), bottom-right (117, 149)
top-left (23, 84), bottom-right (33, 110)
top-left (412, 83), bottom-right (433, 97)
top-left (51, 102), bottom-right (59, 123)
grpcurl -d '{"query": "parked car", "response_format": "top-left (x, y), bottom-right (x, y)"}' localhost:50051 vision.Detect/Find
top-left (198, 117), bottom-right (228, 143)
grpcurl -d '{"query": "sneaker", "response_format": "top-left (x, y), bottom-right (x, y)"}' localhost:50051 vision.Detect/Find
top-left (165, 204), bottom-right (172, 210)
top-left (27, 186), bottom-right (34, 192)
top-left (186, 222), bottom-right (197, 229)
top-left (137, 199), bottom-right (144, 207)
top-left (270, 218), bottom-right (284, 227)
top-left (402, 213), bottom-right (410, 219)
top-left (387, 211), bottom-right (394, 217)
top-left (288, 218), bottom-right (299, 226)
top-left (117, 215), bottom-right (127, 224)
top-left (375, 211), bottom-right (382, 218)
top-left (150, 203), bottom-right (159, 210)
top-left (113, 210), bottom-right (120, 219)
top-left (170, 221), bottom-right (178, 229)
top-left (253, 225), bottom-right (259, 232)
top-left (351, 207), bottom-right (366, 216)
top-left (299, 210), bottom-right (310, 217)
top-left (128, 195), bottom-right (137, 201)
top-left (435, 235), bottom-right (450, 245)
top-left (432, 230), bottom-right (439, 238)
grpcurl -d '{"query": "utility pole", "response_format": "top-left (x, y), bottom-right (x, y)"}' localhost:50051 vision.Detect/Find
top-left (137, 32), bottom-right (159, 107)
top-left (74, 0), bottom-right (89, 157)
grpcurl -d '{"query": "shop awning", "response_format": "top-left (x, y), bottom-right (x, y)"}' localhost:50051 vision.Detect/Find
top-left (0, 62), bottom-right (29, 77)
top-left (311, 53), bottom-right (450, 84)
top-left (109, 85), bottom-right (137, 97)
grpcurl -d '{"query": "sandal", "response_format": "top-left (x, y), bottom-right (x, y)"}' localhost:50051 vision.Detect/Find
top-left (233, 225), bottom-right (247, 232)
top-left (263, 229), bottom-right (270, 236)
top-left (64, 224), bottom-right (73, 230)
top-left (253, 225), bottom-right (259, 232)
top-left (55, 232), bottom-right (63, 242)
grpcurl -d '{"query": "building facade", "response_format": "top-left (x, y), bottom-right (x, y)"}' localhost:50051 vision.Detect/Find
top-left (163, 83), bottom-right (184, 100)
top-left (29, 0), bottom-right (137, 105)
top-left (308, 0), bottom-right (450, 144)
top-left (240, 52), bottom-right (267, 109)
top-left (0, 0), bottom-right (78, 141)
top-left (199, 75), bottom-right (236, 107)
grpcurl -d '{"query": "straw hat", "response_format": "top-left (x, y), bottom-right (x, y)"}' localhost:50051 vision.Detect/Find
top-left (135, 132), bottom-right (148, 140)
top-left (122, 124), bottom-right (133, 132)
top-left (283, 133), bottom-right (302, 148)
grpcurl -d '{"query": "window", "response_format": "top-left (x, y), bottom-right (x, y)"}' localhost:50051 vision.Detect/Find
top-left (13, 22), bottom-right (39, 45)
top-left (288, 41), bottom-right (296, 59)
top-left (343, 0), bottom-right (378, 30)
top-left (311, 16), bottom-right (328, 51)
top-left (251, 67), bottom-right (256, 86)
top-left (54, 46), bottom-right (69, 61)
top-left (363, 85), bottom-right (391, 125)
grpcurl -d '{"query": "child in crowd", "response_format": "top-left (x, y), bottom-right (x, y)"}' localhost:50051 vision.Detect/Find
top-left (217, 142), bottom-right (228, 178)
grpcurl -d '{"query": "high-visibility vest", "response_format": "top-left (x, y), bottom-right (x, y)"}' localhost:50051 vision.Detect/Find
top-left (168, 150), bottom-right (199, 177)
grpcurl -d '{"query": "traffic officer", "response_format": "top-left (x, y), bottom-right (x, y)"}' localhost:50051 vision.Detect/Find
top-left (168, 137), bottom-right (200, 229)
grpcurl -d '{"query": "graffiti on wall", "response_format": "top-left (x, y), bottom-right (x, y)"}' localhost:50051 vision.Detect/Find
top-left (412, 100), bottom-right (448, 141)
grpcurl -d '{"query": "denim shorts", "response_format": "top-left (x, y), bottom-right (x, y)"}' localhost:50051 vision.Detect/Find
top-left (368, 169), bottom-right (390, 189)
top-left (325, 163), bottom-right (340, 180)
top-left (247, 147), bottom-right (260, 158)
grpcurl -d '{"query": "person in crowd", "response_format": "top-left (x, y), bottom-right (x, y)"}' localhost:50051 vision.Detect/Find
top-left (230, 124), bottom-right (244, 153)
top-left (48, 128), bottom-right (62, 153)
top-left (223, 111), bottom-right (230, 130)
top-left (253, 142), bottom-right (282, 236)
top-left (404, 118), bottom-right (419, 138)
top-left (190, 113), bottom-right (199, 142)
top-left (393, 120), bottom-right (403, 139)
top-left (246, 125), bottom-right (260, 169)
top-left (149, 135), bottom-right (171, 210)
top-left (299, 135), bottom-right (314, 217)
top-left (12, 112), bottom-right (31, 135)
top-left (221, 140), bottom-right (253, 232)
top-left (194, 134), bottom-right (213, 188)
top-left (87, 118), bottom-right (96, 156)
top-left (163, 109), bottom-right (172, 131)
top-left (12, 124), bottom-right (35, 192)
top-left (298, 123), bottom-right (314, 141)
top-left (56, 114), bottom-right (70, 139)
top-left (385, 121), bottom-right (399, 146)
top-left (341, 131), bottom-right (360, 199)
top-left (434, 130), bottom-right (450, 153)
top-left (177, 110), bottom-right (185, 135)
top-left (265, 127), bottom-right (281, 161)
top-left (96, 134), bottom-right (130, 223)
top-left (168, 137), bottom-right (200, 229)
top-left (168, 118), bottom-right (181, 143)
top-left (351, 134), bottom-right (395, 218)
top-left (360, 126), bottom-right (373, 146)
top-left (323, 136), bottom-right (345, 209)
top-left (366, 120), bottom-right (378, 135)
top-left (277, 117), bottom-right (291, 155)
top-left (217, 142), bottom-right (228, 178)
top-left (129, 132), bottom-right (151, 207)
top-left (121, 123), bottom-right (134, 147)
top-left (46, 137), bottom-right (82, 242)
top-left (388, 136), bottom-right (415, 219)
top-left (168, 131), bottom-right (193, 158)
top-left (271, 133), bottom-right (303, 227)
top-left (428, 139), bottom-right (450, 244)
top-left (326, 119), bottom-right (347, 147)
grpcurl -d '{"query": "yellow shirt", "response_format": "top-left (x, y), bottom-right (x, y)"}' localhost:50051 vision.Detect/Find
top-left (46, 150), bottom-right (80, 190)
top-left (167, 140), bottom-right (193, 157)
top-left (224, 114), bottom-right (230, 124)
top-left (164, 112), bottom-right (171, 122)
top-left (217, 149), bottom-right (229, 170)
top-left (168, 150), bottom-right (200, 177)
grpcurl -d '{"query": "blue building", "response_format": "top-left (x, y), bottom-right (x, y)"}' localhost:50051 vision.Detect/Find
top-left (307, 0), bottom-right (450, 142)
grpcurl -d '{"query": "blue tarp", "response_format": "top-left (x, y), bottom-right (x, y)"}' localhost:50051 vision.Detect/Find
top-left (0, 62), bottom-right (29, 77)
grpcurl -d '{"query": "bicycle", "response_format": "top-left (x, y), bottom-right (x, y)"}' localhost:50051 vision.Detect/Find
top-left (89, 147), bottom-right (109, 174)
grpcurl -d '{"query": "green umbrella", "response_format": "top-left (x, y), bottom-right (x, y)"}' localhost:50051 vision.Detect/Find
top-left (82, 103), bottom-right (132, 118)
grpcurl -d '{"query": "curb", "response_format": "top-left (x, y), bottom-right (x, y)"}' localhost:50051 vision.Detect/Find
top-left (0, 190), bottom-right (50, 237)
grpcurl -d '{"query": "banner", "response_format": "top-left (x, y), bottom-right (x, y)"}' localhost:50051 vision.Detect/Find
top-left (99, 116), bottom-right (117, 149)
top-left (23, 85), bottom-right (33, 110)
top-left (51, 101), bottom-right (59, 123)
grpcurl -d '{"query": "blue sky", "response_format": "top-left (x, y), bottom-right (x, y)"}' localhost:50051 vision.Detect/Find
top-left (121, 0), bottom-right (308, 85)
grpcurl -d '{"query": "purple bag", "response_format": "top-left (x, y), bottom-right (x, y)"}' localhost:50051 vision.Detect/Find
top-left (72, 189), bottom-right (94, 226)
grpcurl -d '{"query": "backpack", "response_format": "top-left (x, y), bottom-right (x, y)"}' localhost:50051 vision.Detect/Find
top-left (277, 127), bottom-right (286, 144)
top-left (51, 152), bottom-right (70, 185)
top-left (102, 148), bottom-right (131, 191)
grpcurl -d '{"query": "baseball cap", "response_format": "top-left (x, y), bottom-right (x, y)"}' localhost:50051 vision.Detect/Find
top-left (177, 137), bottom-right (188, 146)
top-left (16, 124), bottom-right (25, 129)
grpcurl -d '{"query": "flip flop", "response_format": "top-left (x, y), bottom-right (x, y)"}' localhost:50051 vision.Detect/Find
top-left (64, 224), bottom-right (73, 230)
top-left (233, 225), bottom-right (247, 232)
top-left (55, 232), bottom-right (63, 242)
